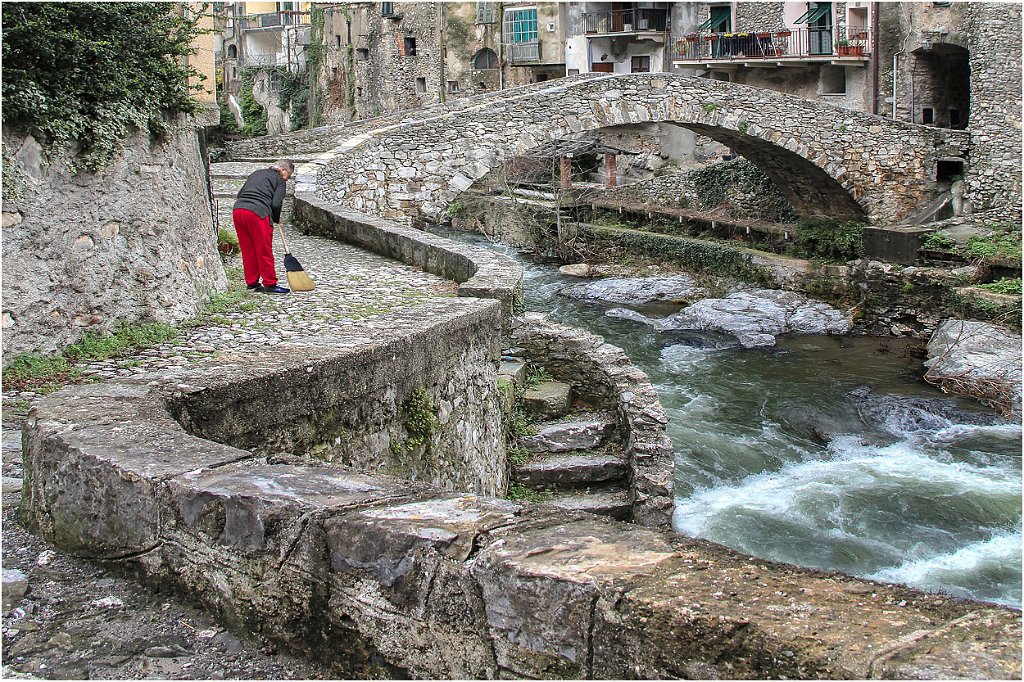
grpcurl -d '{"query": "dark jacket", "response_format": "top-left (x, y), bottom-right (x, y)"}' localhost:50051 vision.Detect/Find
top-left (233, 168), bottom-right (287, 223)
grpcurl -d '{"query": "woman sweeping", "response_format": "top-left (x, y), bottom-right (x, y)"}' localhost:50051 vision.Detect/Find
top-left (231, 159), bottom-right (294, 294)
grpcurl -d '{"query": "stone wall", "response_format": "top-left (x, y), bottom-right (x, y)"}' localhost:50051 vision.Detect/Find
top-left (1, 121), bottom-right (226, 359)
top-left (292, 192), bottom-right (523, 330)
top-left (314, 73), bottom-right (970, 227)
top-left (511, 314), bottom-right (675, 526)
top-left (20, 340), bottom-right (1022, 679)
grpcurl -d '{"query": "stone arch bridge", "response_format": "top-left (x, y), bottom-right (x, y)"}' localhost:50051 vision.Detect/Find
top-left (308, 73), bottom-right (969, 225)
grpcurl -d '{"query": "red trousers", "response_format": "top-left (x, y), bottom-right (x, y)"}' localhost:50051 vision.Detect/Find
top-left (232, 208), bottom-right (278, 287)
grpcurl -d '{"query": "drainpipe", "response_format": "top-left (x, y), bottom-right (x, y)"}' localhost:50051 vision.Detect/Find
top-left (871, 1), bottom-right (880, 114)
top-left (892, 4), bottom-right (912, 120)
top-left (439, 4), bottom-right (446, 103)
top-left (497, 2), bottom-right (505, 90)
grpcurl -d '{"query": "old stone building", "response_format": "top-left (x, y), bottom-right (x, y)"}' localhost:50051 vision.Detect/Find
top-left (316, 2), bottom-right (568, 123)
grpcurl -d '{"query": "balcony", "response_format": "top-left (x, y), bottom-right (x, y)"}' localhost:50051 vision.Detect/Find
top-left (672, 26), bottom-right (871, 66)
top-left (505, 40), bottom-right (541, 63)
top-left (584, 8), bottom-right (669, 35)
top-left (241, 11), bottom-right (310, 31)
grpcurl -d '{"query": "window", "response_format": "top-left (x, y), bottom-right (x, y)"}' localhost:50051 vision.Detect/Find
top-left (936, 158), bottom-right (964, 182)
top-left (697, 5), bottom-right (731, 32)
top-left (922, 107), bottom-right (934, 124)
top-left (227, 44), bottom-right (238, 58)
top-left (381, 2), bottom-right (395, 16)
top-left (268, 71), bottom-right (282, 93)
top-left (949, 108), bottom-right (962, 128)
top-left (568, 68), bottom-right (580, 76)
top-left (476, 1), bottom-right (496, 24)
top-left (472, 48), bottom-right (499, 69)
top-left (447, 80), bottom-right (460, 93)
top-left (416, 77), bottom-right (427, 94)
top-left (356, 48), bottom-right (369, 60)
top-left (332, 66), bottom-right (338, 79)
top-left (335, 35), bottom-right (341, 48)
top-left (404, 36), bottom-right (417, 56)
top-left (357, 86), bottom-right (363, 97)
top-left (631, 55), bottom-right (651, 73)
top-left (504, 7), bottom-right (538, 43)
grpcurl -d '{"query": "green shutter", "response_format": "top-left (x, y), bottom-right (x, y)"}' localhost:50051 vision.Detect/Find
top-left (795, 5), bottom-right (830, 24)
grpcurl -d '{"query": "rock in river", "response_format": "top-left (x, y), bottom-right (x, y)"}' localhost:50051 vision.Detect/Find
top-left (925, 319), bottom-right (1022, 418)
top-left (560, 275), bottom-right (703, 306)
top-left (653, 289), bottom-right (851, 348)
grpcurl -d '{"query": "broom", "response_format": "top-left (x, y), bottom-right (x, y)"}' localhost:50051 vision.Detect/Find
top-left (275, 225), bottom-right (316, 291)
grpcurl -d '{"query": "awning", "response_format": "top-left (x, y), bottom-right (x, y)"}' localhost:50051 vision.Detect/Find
top-left (696, 14), bottom-right (729, 31)
top-left (795, 5), bottom-right (830, 24)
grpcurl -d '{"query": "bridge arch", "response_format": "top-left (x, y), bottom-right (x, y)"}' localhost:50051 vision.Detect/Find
top-left (314, 74), bottom-right (969, 225)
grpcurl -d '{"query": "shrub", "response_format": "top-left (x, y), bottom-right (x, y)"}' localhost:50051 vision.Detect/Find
top-left (792, 218), bottom-right (865, 263)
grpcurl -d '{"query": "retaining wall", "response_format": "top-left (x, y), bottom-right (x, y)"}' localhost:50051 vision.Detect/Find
top-left (20, 314), bottom-right (1022, 678)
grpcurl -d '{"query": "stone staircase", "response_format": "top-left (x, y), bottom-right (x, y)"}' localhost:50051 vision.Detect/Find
top-left (505, 366), bottom-right (631, 520)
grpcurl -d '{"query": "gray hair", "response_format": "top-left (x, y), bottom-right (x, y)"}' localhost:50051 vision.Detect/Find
top-left (271, 159), bottom-right (295, 174)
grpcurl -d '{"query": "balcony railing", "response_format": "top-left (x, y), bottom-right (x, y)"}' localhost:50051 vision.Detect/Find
top-left (241, 11), bottom-right (311, 30)
top-left (673, 26), bottom-right (871, 62)
top-left (584, 8), bottom-right (669, 34)
top-left (505, 40), bottom-right (541, 63)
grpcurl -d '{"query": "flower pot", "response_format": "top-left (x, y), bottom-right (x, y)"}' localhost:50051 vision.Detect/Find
top-left (775, 30), bottom-right (791, 37)
top-left (756, 32), bottom-right (771, 38)
top-left (838, 45), bottom-right (851, 56)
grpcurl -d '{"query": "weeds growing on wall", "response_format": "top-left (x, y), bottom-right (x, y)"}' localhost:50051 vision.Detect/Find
top-left (790, 218), bottom-right (865, 263)
top-left (1, 142), bottom-right (27, 202)
top-left (688, 158), bottom-right (797, 223)
top-left (391, 387), bottom-right (440, 455)
top-left (1, 3), bottom-right (207, 172)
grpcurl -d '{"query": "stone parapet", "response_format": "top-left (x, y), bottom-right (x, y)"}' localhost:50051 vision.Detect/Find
top-left (19, 331), bottom-right (1022, 679)
top-left (511, 313), bottom-right (676, 527)
top-left (293, 192), bottom-right (523, 331)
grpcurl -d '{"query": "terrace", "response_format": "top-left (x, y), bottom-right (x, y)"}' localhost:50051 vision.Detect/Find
top-left (583, 8), bottom-right (670, 35)
top-left (673, 26), bottom-right (871, 67)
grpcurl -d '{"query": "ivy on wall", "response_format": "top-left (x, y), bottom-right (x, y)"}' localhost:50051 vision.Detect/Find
top-left (239, 69), bottom-right (268, 137)
top-left (1, 2), bottom-right (206, 172)
top-left (688, 158), bottom-right (798, 223)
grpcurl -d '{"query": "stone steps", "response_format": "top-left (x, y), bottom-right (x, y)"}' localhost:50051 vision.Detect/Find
top-left (522, 380), bottom-right (572, 420)
top-left (543, 487), bottom-right (631, 521)
top-left (518, 415), bottom-right (616, 454)
top-left (513, 451), bottom-right (627, 488)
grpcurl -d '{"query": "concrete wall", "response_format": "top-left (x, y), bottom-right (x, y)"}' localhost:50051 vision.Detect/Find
top-left (1, 122), bottom-right (226, 359)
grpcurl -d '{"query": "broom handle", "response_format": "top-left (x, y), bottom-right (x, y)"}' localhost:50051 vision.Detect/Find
top-left (276, 223), bottom-right (291, 254)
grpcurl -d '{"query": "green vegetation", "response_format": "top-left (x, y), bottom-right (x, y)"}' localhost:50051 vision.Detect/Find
top-left (963, 231), bottom-right (1022, 264)
top-left (2, 143), bottom-right (27, 202)
top-left (217, 228), bottom-right (239, 256)
top-left (239, 69), bottom-right (268, 137)
top-left (305, 5), bottom-right (327, 127)
top-left (524, 365), bottom-right (553, 389)
top-left (3, 321), bottom-right (179, 392)
top-left (978, 277), bottom-right (1022, 296)
top-left (701, 102), bottom-right (718, 113)
top-left (921, 232), bottom-right (958, 252)
top-left (2, 3), bottom-right (206, 171)
top-left (507, 408), bottom-right (536, 438)
top-left (508, 445), bottom-right (530, 467)
top-left (391, 387), bottom-right (440, 455)
top-left (589, 224), bottom-right (775, 286)
top-left (790, 218), bottom-right (865, 263)
top-left (505, 482), bottom-right (552, 503)
top-left (688, 158), bottom-right (797, 223)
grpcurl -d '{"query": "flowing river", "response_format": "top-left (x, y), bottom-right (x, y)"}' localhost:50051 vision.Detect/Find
top-left (431, 228), bottom-right (1022, 608)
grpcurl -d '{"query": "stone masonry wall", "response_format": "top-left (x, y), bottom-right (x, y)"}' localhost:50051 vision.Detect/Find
top-left (962, 3), bottom-right (1022, 222)
top-left (511, 314), bottom-right (675, 527)
top-left (20, 340), bottom-right (1022, 679)
top-left (315, 73), bottom-right (970, 226)
top-left (1, 121), bottom-right (226, 359)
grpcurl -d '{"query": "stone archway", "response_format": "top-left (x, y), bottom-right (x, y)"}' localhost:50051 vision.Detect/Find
top-left (313, 73), bottom-right (968, 225)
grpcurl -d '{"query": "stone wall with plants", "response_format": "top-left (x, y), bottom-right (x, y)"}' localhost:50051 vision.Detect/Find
top-left (0, 3), bottom-right (226, 361)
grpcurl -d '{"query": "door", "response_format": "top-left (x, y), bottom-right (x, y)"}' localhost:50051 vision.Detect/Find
top-left (808, 2), bottom-right (833, 55)
top-left (710, 5), bottom-right (732, 57)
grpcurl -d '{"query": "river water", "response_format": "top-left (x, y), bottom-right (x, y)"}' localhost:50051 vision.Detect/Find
top-left (432, 228), bottom-right (1022, 608)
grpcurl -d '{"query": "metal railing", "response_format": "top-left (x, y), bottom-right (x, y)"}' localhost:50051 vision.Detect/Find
top-left (241, 11), bottom-right (311, 30)
top-left (584, 8), bottom-right (669, 34)
top-left (505, 40), bottom-right (541, 63)
top-left (673, 26), bottom-right (871, 61)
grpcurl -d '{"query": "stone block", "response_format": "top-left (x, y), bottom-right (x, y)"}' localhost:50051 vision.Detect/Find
top-left (513, 452), bottom-right (627, 487)
top-left (518, 417), bottom-right (616, 453)
top-left (498, 360), bottom-right (527, 386)
top-left (523, 380), bottom-right (572, 419)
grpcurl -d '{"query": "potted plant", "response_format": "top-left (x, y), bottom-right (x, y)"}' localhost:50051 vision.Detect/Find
top-left (775, 29), bottom-right (791, 37)
top-left (837, 38), bottom-right (850, 55)
top-left (756, 31), bottom-right (771, 38)
top-left (685, 32), bottom-right (700, 42)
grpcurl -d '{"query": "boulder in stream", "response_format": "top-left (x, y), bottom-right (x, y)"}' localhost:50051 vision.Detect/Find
top-left (924, 319), bottom-right (1022, 418)
top-left (847, 385), bottom-right (1005, 437)
top-left (560, 275), bottom-right (703, 306)
top-left (653, 289), bottom-right (851, 348)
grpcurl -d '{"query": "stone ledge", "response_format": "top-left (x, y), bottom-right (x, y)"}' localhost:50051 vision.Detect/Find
top-left (293, 192), bottom-right (523, 331)
top-left (19, 332), bottom-right (1022, 678)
